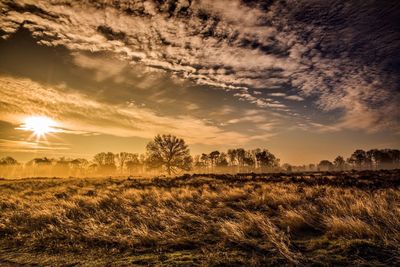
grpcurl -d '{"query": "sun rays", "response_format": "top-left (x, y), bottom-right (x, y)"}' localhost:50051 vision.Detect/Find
top-left (17, 116), bottom-right (61, 141)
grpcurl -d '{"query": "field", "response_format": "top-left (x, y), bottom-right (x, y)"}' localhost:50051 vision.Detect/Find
top-left (1, 170), bottom-right (399, 266)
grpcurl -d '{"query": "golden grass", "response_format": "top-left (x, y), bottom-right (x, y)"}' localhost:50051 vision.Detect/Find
top-left (0, 175), bottom-right (399, 266)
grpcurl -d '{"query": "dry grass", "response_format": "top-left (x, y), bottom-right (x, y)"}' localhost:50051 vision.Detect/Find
top-left (0, 172), bottom-right (399, 266)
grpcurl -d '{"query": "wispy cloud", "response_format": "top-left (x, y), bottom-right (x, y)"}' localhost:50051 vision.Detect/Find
top-left (234, 91), bottom-right (286, 109)
top-left (0, 138), bottom-right (70, 152)
top-left (269, 93), bottom-right (304, 101)
top-left (0, 76), bottom-right (258, 145)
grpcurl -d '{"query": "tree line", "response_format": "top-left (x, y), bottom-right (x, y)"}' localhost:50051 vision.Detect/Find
top-left (0, 134), bottom-right (399, 177)
top-left (317, 149), bottom-right (400, 171)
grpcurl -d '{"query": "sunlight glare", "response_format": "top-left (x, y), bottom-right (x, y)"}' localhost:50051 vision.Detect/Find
top-left (20, 116), bottom-right (58, 138)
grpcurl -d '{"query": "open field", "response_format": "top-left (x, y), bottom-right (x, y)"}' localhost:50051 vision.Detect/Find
top-left (1, 170), bottom-right (399, 266)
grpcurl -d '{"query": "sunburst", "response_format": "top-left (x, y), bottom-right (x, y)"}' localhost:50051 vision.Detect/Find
top-left (19, 116), bottom-right (59, 139)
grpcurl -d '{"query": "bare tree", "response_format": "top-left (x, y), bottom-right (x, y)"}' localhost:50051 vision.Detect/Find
top-left (93, 152), bottom-right (116, 173)
top-left (116, 152), bottom-right (130, 173)
top-left (146, 134), bottom-right (192, 175)
top-left (93, 152), bottom-right (106, 166)
top-left (125, 153), bottom-right (140, 174)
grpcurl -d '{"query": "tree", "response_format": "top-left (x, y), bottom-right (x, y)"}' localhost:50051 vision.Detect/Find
top-left (93, 152), bottom-right (116, 173)
top-left (333, 156), bottom-right (346, 171)
top-left (125, 153), bottom-right (140, 174)
top-left (209, 151), bottom-right (220, 167)
top-left (104, 152), bottom-right (116, 166)
top-left (227, 149), bottom-right (237, 166)
top-left (200, 153), bottom-right (209, 168)
top-left (255, 149), bottom-right (279, 169)
top-left (116, 152), bottom-right (130, 173)
top-left (70, 158), bottom-right (89, 168)
top-left (54, 157), bottom-right (71, 173)
top-left (308, 164), bottom-right (316, 171)
top-left (243, 152), bottom-right (255, 167)
top-left (282, 163), bottom-right (292, 172)
top-left (318, 160), bottom-right (333, 171)
top-left (146, 134), bottom-right (192, 175)
top-left (216, 152), bottom-right (229, 167)
top-left (70, 158), bottom-right (89, 175)
top-left (389, 149), bottom-right (400, 167)
top-left (28, 157), bottom-right (52, 166)
top-left (347, 149), bottom-right (368, 169)
top-left (0, 156), bottom-right (18, 165)
top-left (93, 152), bottom-right (106, 166)
top-left (366, 149), bottom-right (400, 169)
top-left (236, 148), bottom-right (246, 167)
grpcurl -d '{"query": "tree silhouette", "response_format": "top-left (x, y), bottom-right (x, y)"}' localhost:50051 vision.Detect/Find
top-left (348, 149), bottom-right (368, 169)
top-left (282, 163), bottom-right (292, 172)
top-left (366, 149), bottom-right (400, 169)
top-left (209, 151), bottom-right (220, 167)
top-left (93, 152), bottom-right (106, 166)
top-left (236, 148), bottom-right (246, 167)
top-left (216, 152), bottom-right (229, 167)
top-left (146, 134), bottom-right (192, 175)
top-left (116, 152), bottom-right (130, 173)
top-left (333, 156), bottom-right (346, 171)
top-left (243, 152), bottom-right (255, 167)
top-left (200, 153), bottom-right (209, 167)
top-left (0, 156), bottom-right (18, 165)
top-left (125, 153), bottom-right (140, 174)
top-left (93, 152), bottom-right (116, 173)
top-left (227, 149), bottom-right (237, 166)
top-left (255, 149), bottom-right (279, 168)
top-left (28, 157), bottom-right (52, 166)
top-left (318, 160), bottom-right (333, 171)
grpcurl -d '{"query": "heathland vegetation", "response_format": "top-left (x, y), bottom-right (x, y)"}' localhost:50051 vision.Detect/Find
top-left (1, 170), bottom-right (399, 265)
top-left (1, 134), bottom-right (399, 178)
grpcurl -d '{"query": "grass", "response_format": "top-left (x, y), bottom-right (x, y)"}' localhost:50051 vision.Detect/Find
top-left (0, 171), bottom-right (399, 266)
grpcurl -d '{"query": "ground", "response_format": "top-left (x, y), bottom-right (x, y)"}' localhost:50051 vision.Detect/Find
top-left (0, 170), bottom-right (399, 266)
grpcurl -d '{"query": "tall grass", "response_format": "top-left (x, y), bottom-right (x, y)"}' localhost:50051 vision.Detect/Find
top-left (0, 174), bottom-right (399, 266)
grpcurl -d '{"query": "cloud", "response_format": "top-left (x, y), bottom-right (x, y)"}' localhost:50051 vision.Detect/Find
top-left (0, 138), bottom-right (70, 153)
top-left (269, 93), bottom-right (286, 97)
top-left (234, 91), bottom-right (286, 109)
top-left (72, 52), bottom-right (127, 83)
top-left (285, 95), bottom-right (304, 101)
top-left (0, 0), bottom-right (295, 110)
top-left (269, 93), bottom-right (304, 101)
top-left (0, 75), bottom-right (259, 145)
top-left (186, 103), bottom-right (200, 111)
top-left (0, 0), bottom-right (399, 133)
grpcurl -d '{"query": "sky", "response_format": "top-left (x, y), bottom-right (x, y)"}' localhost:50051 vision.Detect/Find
top-left (0, 0), bottom-right (399, 165)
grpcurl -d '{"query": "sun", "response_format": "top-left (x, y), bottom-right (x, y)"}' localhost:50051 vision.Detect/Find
top-left (19, 116), bottom-right (58, 138)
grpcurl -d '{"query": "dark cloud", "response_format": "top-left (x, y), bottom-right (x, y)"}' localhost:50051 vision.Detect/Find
top-left (97, 25), bottom-right (127, 41)
top-left (288, 1), bottom-right (400, 78)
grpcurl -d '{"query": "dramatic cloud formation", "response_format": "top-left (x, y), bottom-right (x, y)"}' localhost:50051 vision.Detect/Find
top-left (1, 0), bottom-right (398, 131)
top-left (0, 0), bottom-right (399, 162)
